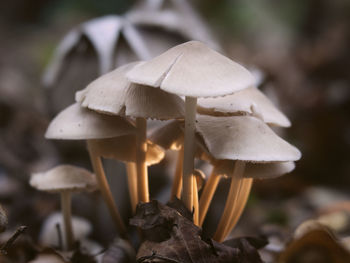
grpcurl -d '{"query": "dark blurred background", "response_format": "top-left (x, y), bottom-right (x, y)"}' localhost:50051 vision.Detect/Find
top-left (0, 0), bottom-right (350, 248)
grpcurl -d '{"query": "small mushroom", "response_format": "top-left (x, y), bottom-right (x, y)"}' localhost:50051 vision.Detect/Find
top-left (39, 212), bottom-right (92, 249)
top-left (192, 169), bottom-right (206, 225)
top-left (88, 135), bottom-right (165, 212)
top-left (127, 40), bottom-right (254, 211)
top-left (149, 120), bottom-right (184, 200)
top-left (195, 115), bottom-right (301, 242)
top-left (30, 165), bottom-right (97, 250)
top-left (197, 86), bottom-right (291, 127)
top-left (46, 103), bottom-right (136, 236)
top-left (76, 62), bottom-right (184, 204)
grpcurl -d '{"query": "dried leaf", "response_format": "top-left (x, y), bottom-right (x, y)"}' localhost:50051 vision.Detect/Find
top-left (131, 200), bottom-right (263, 262)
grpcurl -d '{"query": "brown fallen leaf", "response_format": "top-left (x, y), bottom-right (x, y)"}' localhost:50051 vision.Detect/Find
top-left (130, 200), bottom-right (264, 263)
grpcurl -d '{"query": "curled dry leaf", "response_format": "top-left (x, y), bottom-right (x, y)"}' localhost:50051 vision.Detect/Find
top-left (130, 200), bottom-right (264, 263)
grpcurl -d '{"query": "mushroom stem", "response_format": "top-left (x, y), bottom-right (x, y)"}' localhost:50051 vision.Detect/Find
top-left (87, 141), bottom-right (127, 237)
top-left (126, 162), bottom-right (138, 213)
top-left (223, 178), bottom-right (253, 238)
top-left (213, 161), bottom-right (246, 242)
top-left (60, 191), bottom-right (74, 251)
top-left (170, 146), bottom-right (184, 200)
top-left (136, 117), bottom-right (149, 203)
top-left (193, 176), bottom-right (199, 225)
top-left (199, 167), bottom-right (221, 227)
top-left (182, 96), bottom-right (197, 212)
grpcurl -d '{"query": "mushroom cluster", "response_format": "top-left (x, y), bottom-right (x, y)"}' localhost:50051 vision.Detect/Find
top-left (33, 39), bottom-right (301, 250)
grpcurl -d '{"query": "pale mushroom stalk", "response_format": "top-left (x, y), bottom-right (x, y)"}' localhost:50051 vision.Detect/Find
top-left (193, 176), bottom-right (199, 226)
top-left (60, 191), bottom-right (74, 250)
top-left (223, 178), bottom-right (253, 238)
top-left (199, 167), bottom-right (221, 227)
top-left (182, 97), bottom-right (197, 211)
top-left (136, 117), bottom-right (149, 203)
top-left (87, 141), bottom-right (127, 237)
top-left (126, 162), bottom-right (138, 213)
top-left (213, 161), bottom-right (245, 242)
top-left (170, 146), bottom-right (184, 200)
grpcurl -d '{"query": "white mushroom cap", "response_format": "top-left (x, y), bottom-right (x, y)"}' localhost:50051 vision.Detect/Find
top-left (127, 41), bottom-right (254, 97)
top-left (39, 212), bottom-right (92, 248)
top-left (197, 87), bottom-right (291, 127)
top-left (205, 159), bottom-right (295, 179)
top-left (196, 115), bottom-right (301, 162)
top-left (28, 254), bottom-right (65, 263)
top-left (43, 15), bottom-right (151, 87)
top-left (30, 165), bottom-right (97, 193)
top-left (89, 135), bottom-right (165, 166)
top-left (45, 103), bottom-right (136, 140)
top-left (149, 120), bottom-right (184, 150)
top-left (76, 62), bottom-right (185, 120)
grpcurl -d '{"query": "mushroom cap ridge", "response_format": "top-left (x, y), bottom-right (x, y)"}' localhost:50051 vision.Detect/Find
top-left (127, 41), bottom-right (254, 98)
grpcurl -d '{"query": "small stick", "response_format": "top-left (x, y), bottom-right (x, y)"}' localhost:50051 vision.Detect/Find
top-left (126, 162), bottom-right (138, 213)
top-left (170, 147), bottom-right (184, 200)
top-left (223, 178), bottom-right (253, 238)
top-left (87, 141), bottom-right (127, 237)
top-left (193, 176), bottom-right (199, 225)
top-left (136, 117), bottom-right (149, 203)
top-left (0, 226), bottom-right (27, 255)
top-left (61, 191), bottom-right (74, 250)
top-left (55, 223), bottom-right (63, 251)
top-left (198, 167), bottom-right (221, 226)
top-left (182, 97), bottom-right (197, 212)
top-left (213, 161), bottom-right (245, 242)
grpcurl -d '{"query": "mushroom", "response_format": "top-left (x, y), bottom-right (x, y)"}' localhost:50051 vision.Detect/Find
top-left (148, 120), bottom-right (184, 200)
top-left (76, 62), bottom-right (184, 203)
top-left (88, 134), bottom-right (165, 212)
top-left (195, 115), bottom-right (301, 242)
top-left (197, 86), bottom-right (291, 127)
top-left (192, 169), bottom-right (206, 225)
top-left (46, 103), bottom-right (136, 236)
top-left (39, 212), bottom-right (92, 249)
top-left (30, 165), bottom-right (97, 250)
top-left (127, 40), bottom-right (254, 211)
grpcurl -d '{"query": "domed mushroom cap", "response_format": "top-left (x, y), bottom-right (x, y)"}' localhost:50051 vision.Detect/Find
top-left (89, 135), bottom-right (165, 166)
top-left (245, 161), bottom-right (295, 179)
top-left (196, 115), bottom-right (301, 162)
top-left (149, 120), bottom-right (184, 150)
top-left (39, 212), bottom-right (92, 248)
top-left (76, 62), bottom-right (185, 120)
top-left (206, 159), bottom-right (295, 179)
top-left (127, 41), bottom-right (254, 97)
top-left (30, 165), bottom-right (97, 193)
top-left (197, 87), bottom-right (291, 127)
top-left (45, 103), bottom-right (136, 140)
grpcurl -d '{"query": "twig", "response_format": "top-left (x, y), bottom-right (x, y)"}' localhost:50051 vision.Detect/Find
top-left (0, 226), bottom-right (27, 255)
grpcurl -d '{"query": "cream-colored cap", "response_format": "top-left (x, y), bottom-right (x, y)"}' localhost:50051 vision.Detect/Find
top-left (30, 165), bottom-right (97, 193)
top-left (127, 41), bottom-right (254, 97)
top-left (88, 135), bottom-right (165, 166)
top-left (196, 115), bottom-right (301, 162)
top-left (149, 120), bottom-right (184, 150)
top-left (39, 212), bottom-right (92, 248)
top-left (206, 159), bottom-right (295, 179)
top-left (197, 87), bottom-right (291, 127)
top-left (76, 62), bottom-right (184, 120)
top-left (45, 103), bottom-right (136, 140)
